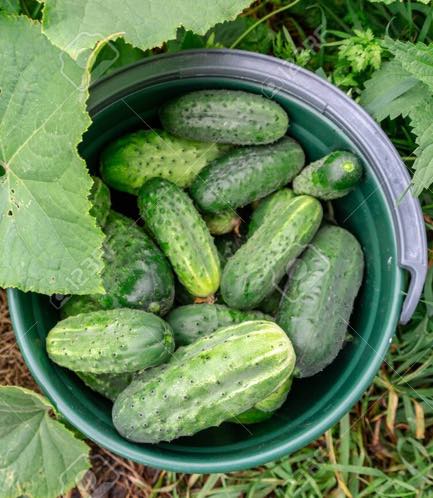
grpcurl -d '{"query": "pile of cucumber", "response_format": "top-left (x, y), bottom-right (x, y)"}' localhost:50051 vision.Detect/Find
top-left (46, 89), bottom-right (364, 444)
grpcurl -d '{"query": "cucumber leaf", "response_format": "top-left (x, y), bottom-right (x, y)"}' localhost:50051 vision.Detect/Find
top-left (0, 15), bottom-right (104, 295)
top-left (0, 386), bottom-right (90, 498)
top-left (42, 0), bottom-right (254, 59)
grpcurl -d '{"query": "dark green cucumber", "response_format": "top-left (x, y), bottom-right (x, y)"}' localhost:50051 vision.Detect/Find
top-left (89, 176), bottom-right (111, 226)
top-left (77, 371), bottom-right (133, 401)
top-left (190, 137), bottom-right (304, 213)
top-left (221, 195), bottom-right (323, 309)
top-left (248, 188), bottom-right (295, 237)
top-left (160, 89), bottom-right (289, 145)
top-left (293, 151), bottom-right (362, 200)
top-left (204, 209), bottom-right (241, 235)
top-left (112, 321), bottom-right (295, 443)
top-left (46, 309), bottom-right (175, 374)
top-left (138, 178), bottom-right (221, 298)
top-left (100, 129), bottom-right (224, 194)
top-left (257, 284), bottom-right (285, 316)
top-left (277, 225), bottom-right (364, 377)
top-left (215, 234), bottom-right (244, 269)
top-left (167, 304), bottom-right (272, 346)
top-left (62, 211), bottom-right (174, 317)
top-left (233, 376), bottom-right (292, 424)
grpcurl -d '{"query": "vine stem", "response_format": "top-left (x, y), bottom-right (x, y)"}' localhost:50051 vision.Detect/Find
top-left (230, 0), bottom-right (302, 49)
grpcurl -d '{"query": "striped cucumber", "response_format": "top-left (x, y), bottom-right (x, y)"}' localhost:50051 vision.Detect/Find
top-left (138, 178), bottom-right (221, 298)
top-left (160, 89), bottom-right (289, 145)
top-left (293, 151), bottom-right (362, 200)
top-left (166, 304), bottom-right (272, 346)
top-left (100, 129), bottom-right (224, 194)
top-left (248, 188), bottom-right (295, 237)
top-left (112, 321), bottom-right (296, 443)
top-left (221, 195), bottom-right (323, 309)
top-left (62, 211), bottom-right (174, 316)
top-left (46, 309), bottom-right (175, 374)
top-left (190, 137), bottom-right (304, 213)
top-left (277, 225), bottom-right (364, 377)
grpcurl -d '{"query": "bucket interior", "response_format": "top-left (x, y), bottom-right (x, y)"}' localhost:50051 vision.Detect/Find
top-left (10, 76), bottom-right (404, 471)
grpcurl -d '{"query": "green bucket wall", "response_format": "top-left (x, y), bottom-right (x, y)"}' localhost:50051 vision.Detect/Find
top-left (7, 50), bottom-right (426, 473)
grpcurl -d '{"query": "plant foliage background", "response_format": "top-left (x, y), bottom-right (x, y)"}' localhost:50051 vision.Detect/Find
top-left (1, 0), bottom-right (433, 496)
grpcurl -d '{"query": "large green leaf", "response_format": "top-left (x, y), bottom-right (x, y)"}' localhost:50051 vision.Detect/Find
top-left (42, 0), bottom-right (254, 59)
top-left (0, 386), bottom-right (90, 498)
top-left (0, 15), bottom-right (104, 295)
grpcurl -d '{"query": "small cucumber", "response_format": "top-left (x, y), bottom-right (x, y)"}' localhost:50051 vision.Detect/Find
top-left (190, 137), bottom-right (305, 213)
top-left (248, 188), bottom-right (295, 237)
top-left (277, 225), bottom-right (364, 377)
top-left (62, 211), bottom-right (174, 316)
top-left (167, 304), bottom-right (272, 346)
top-left (160, 89), bottom-right (289, 145)
top-left (204, 209), bottom-right (241, 235)
top-left (89, 176), bottom-right (111, 226)
top-left (293, 151), bottom-right (362, 200)
top-left (100, 129), bottom-right (224, 194)
top-left (47, 309), bottom-right (175, 374)
top-left (233, 376), bottom-right (292, 424)
top-left (221, 195), bottom-right (323, 310)
top-left (138, 178), bottom-right (221, 298)
top-left (77, 371), bottom-right (133, 401)
top-left (112, 321), bottom-right (295, 443)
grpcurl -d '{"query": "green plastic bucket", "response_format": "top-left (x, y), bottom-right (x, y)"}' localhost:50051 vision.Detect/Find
top-left (7, 50), bottom-right (427, 473)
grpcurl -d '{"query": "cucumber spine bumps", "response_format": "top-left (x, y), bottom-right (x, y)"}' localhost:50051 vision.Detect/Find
top-left (167, 304), bottom-right (272, 346)
top-left (277, 225), bottom-right (364, 377)
top-left (46, 309), bottom-right (175, 374)
top-left (138, 178), bottom-right (221, 298)
top-left (221, 195), bottom-right (323, 309)
top-left (293, 151), bottom-right (362, 200)
top-left (160, 89), bottom-right (289, 145)
top-left (112, 321), bottom-right (296, 443)
top-left (100, 129), bottom-right (224, 194)
top-left (62, 211), bottom-right (174, 317)
top-left (190, 137), bottom-right (305, 213)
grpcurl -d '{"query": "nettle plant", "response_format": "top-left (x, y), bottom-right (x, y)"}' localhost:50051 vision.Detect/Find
top-left (0, 1), bottom-right (252, 496)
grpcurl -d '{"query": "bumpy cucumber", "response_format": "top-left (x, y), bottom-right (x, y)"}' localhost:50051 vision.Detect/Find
top-left (293, 151), bottom-right (362, 200)
top-left (100, 129), bottom-right (224, 194)
top-left (89, 176), bottom-right (111, 226)
top-left (138, 178), bottom-right (221, 298)
top-left (277, 225), bottom-right (364, 377)
top-left (248, 188), bottom-right (295, 237)
top-left (62, 211), bottom-right (174, 316)
top-left (77, 371), bottom-right (133, 401)
top-left (190, 137), bottom-right (304, 213)
top-left (160, 89), bottom-right (289, 145)
top-left (167, 304), bottom-right (272, 346)
top-left (221, 195), bottom-right (323, 309)
top-left (215, 234), bottom-right (244, 268)
top-left (204, 209), bottom-right (241, 235)
top-left (233, 376), bottom-right (292, 424)
top-left (112, 321), bottom-right (296, 443)
top-left (47, 309), bottom-right (175, 374)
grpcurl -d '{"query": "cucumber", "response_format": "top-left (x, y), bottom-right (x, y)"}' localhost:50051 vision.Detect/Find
top-left (46, 309), bottom-right (175, 374)
top-left (233, 376), bottom-right (292, 424)
top-left (138, 178), bottom-right (221, 298)
top-left (62, 211), bottom-right (174, 316)
top-left (257, 285), bottom-right (285, 316)
top-left (248, 188), bottom-right (295, 237)
top-left (160, 89), bottom-right (289, 145)
top-left (100, 129), bottom-right (224, 194)
top-left (89, 176), bottom-right (111, 226)
top-left (293, 151), bottom-right (362, 200)
top-left (221, 195), bottom-right (323, 309)
top-left (190, 137), bottom-right (304, 213)
top-left (215, 234), bottom-right (244, 268)
top-left (204, 209), bottom-right (241, 235)
top-left (112, 321), bottom-right (295, 443)
top-left (277, 225), bottom-right (364, 377)
top-left (167, 304), bottom-right (272, 346)
top-left (77, 371), bottom-right (133, 401)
